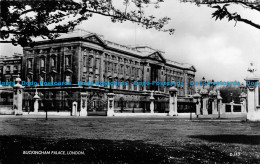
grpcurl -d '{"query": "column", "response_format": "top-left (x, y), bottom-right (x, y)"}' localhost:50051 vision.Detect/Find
top-left (169, 86), bottom-right (178, 116)
top-left (212, 99), bottom-right (218, 114)
top-left (230, 101), bottom-right (234, 113)
top-left (183, 71), bottom-right (188, 97)
top-left (240, 92), bottom-right (247, 113)
top-left (72, 101), bottom-right (78, 116)
top-left (217, 91), bottom-right (223, 115)
top-left (245, 62), bottom-right (260, 121)
top-left (150, 91), bottom-right (155, 113)
top-left (80, 92), bottom-right (88, 116)
top-left (192, 89), bottom-right (201, 116)
top-left (107, 93), bottom-right (115, 116)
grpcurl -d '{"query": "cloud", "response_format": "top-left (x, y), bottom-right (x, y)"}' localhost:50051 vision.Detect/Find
top-left (1, 0), bottom-right (259, 83)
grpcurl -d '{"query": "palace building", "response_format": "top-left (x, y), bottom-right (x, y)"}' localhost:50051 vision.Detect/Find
top-left (0, 53), bottom-right (22, 84)
top-left (1, 30), bottom-right (196, 114)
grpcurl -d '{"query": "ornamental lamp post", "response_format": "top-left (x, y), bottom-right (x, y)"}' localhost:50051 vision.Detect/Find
top-left (239, 83), bottom-right (246, 93)
top-left (201, 77), bottom-right (206, 89)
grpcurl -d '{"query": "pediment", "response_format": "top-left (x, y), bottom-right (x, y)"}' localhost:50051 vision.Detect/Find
top-left (148, 52), bottom-right (165, 62)
top-left (189, 66), bottom-right (196, 72)
top-left (83, 35), bottom-right (106, 46)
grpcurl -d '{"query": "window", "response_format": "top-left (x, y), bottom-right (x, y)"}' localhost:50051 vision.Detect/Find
top-left (27, 77), bottom-right (31, 84)
top-left (126, 66), bottom-right (129, 75)
top-left (6, 66), bottom-right (10, 72)
top-left (108, 62), bottom-right (111, 72)
top-left (110, 62), bottom-right (113, 71)
top-left (114, 63), bottom-right (117, 73)
top-left (95, 58), bottom-right (100, 69)
top-left (50, 75), bottom-right (54, 82)
top-left (66, 75), bottom-right (71, 83)
top-left (39, 76), bottom-right (44, 85)
top-left (51, 57), bottom-right (55, 67)
top-left (65, 56), bottom-right (71, 66)
top-left (28, 59), bottom-right (32, 68)
top-left (88, 56), bottom-right (93, 67)
top-left (83, 56), bottom-right (86, 67)
top-left (40, 58), bottom-right (45, 68)
top-left (120, 65), bottom-right (124, 74)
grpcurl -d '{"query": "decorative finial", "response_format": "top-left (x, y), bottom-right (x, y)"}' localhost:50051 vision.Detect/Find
top-left (248, 62), bottom-right (256, 73)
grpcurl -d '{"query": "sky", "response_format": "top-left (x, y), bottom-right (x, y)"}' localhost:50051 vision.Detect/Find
top-left (1, 0), bottom-right (260, 83)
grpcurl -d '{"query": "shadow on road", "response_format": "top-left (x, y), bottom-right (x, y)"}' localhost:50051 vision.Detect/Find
top-left (189, 135), bottom-right (260, 145)
top-left (0, 135), bottom-right (258, 163)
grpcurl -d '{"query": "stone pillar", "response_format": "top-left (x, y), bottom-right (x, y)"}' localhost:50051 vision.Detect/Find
top-left (107, 92), bottom-right (115, 116)
top-left (200, 89), bottom-right (208, 115)
top-left (212, 99), bottom-right (218, 114)
top-left (169, 86), bottom-right (178, 116)
top-left (33, 89), bottom-right (40, 113)
top-left (183, 71), bottom-right (188, 97)
top-left (80, 92), bottom-right (88, 116)
top-left (217, 91), bottom-right (223, 115)
top-left (196, 100), bottom-right (201, 115)
top-left (192, 89), bottom-right (201, 116)
top-left (13, 76), bottom-right (24, 115)
top-left (245, 62), bottom-right (260, 121)
top-left (150, 91), bottom-right (155, 113)
top-left (230, 101), bottom-right (234, 113)
top-left (240, 92), bottom-right (247, 113)
top-left (72, 101), bottom-right (77, 116)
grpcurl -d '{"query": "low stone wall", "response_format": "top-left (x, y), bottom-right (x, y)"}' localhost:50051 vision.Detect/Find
top-left (0, 105), bottom-right (14, 115)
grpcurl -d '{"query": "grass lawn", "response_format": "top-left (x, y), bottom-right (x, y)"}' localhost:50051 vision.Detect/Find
top-left (0, 117), bottom-right (259, 163)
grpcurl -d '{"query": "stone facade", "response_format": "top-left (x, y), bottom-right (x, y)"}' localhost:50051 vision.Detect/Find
top-left (0, 53), bottom-right (22, 84)
top-left (1, 30), bottom-right (196, 113)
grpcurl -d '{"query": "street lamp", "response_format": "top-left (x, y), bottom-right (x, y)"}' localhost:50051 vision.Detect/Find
top-left (202, 77), bottom-right (206, 89)
top-left (230, 92), bottom-right (233, 103)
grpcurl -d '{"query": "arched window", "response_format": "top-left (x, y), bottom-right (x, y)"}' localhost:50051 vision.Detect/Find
top-left (83, 56), bottom-right (87, 67)
top-left (28, 59), bottom-right (32, 68)
top-left (65, 75), bottom-right (71, 83)
top-left (40, 58), bottom-right (45, 68)
top-left (50, 75), bottom-right (54, 82)
top-left (65, 56), bottom-right (71, 66)
top-left (88, 56), bottom-right (93, 67)
top-left (51, 57), bottom-right (55, 67)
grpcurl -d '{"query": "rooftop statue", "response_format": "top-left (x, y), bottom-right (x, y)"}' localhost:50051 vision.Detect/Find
top-left (248, 62), bottom-right (256, 73)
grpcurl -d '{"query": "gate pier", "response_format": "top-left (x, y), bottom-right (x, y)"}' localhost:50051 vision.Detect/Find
top-left (245, 63), bottom-right (260, 121)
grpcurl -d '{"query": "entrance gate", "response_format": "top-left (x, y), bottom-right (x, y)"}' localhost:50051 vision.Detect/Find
top-left (177, 101), bottom-right (196, 113)
top-left (87, 98), bottom-right (107, 116)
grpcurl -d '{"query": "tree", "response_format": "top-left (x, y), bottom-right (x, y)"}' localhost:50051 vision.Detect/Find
top-left (180, 0), bottom-right (260, 29)
top-left (0, 0), bottom-right (174, 47)
top-left (219, 85), bottom-right (241, 103)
